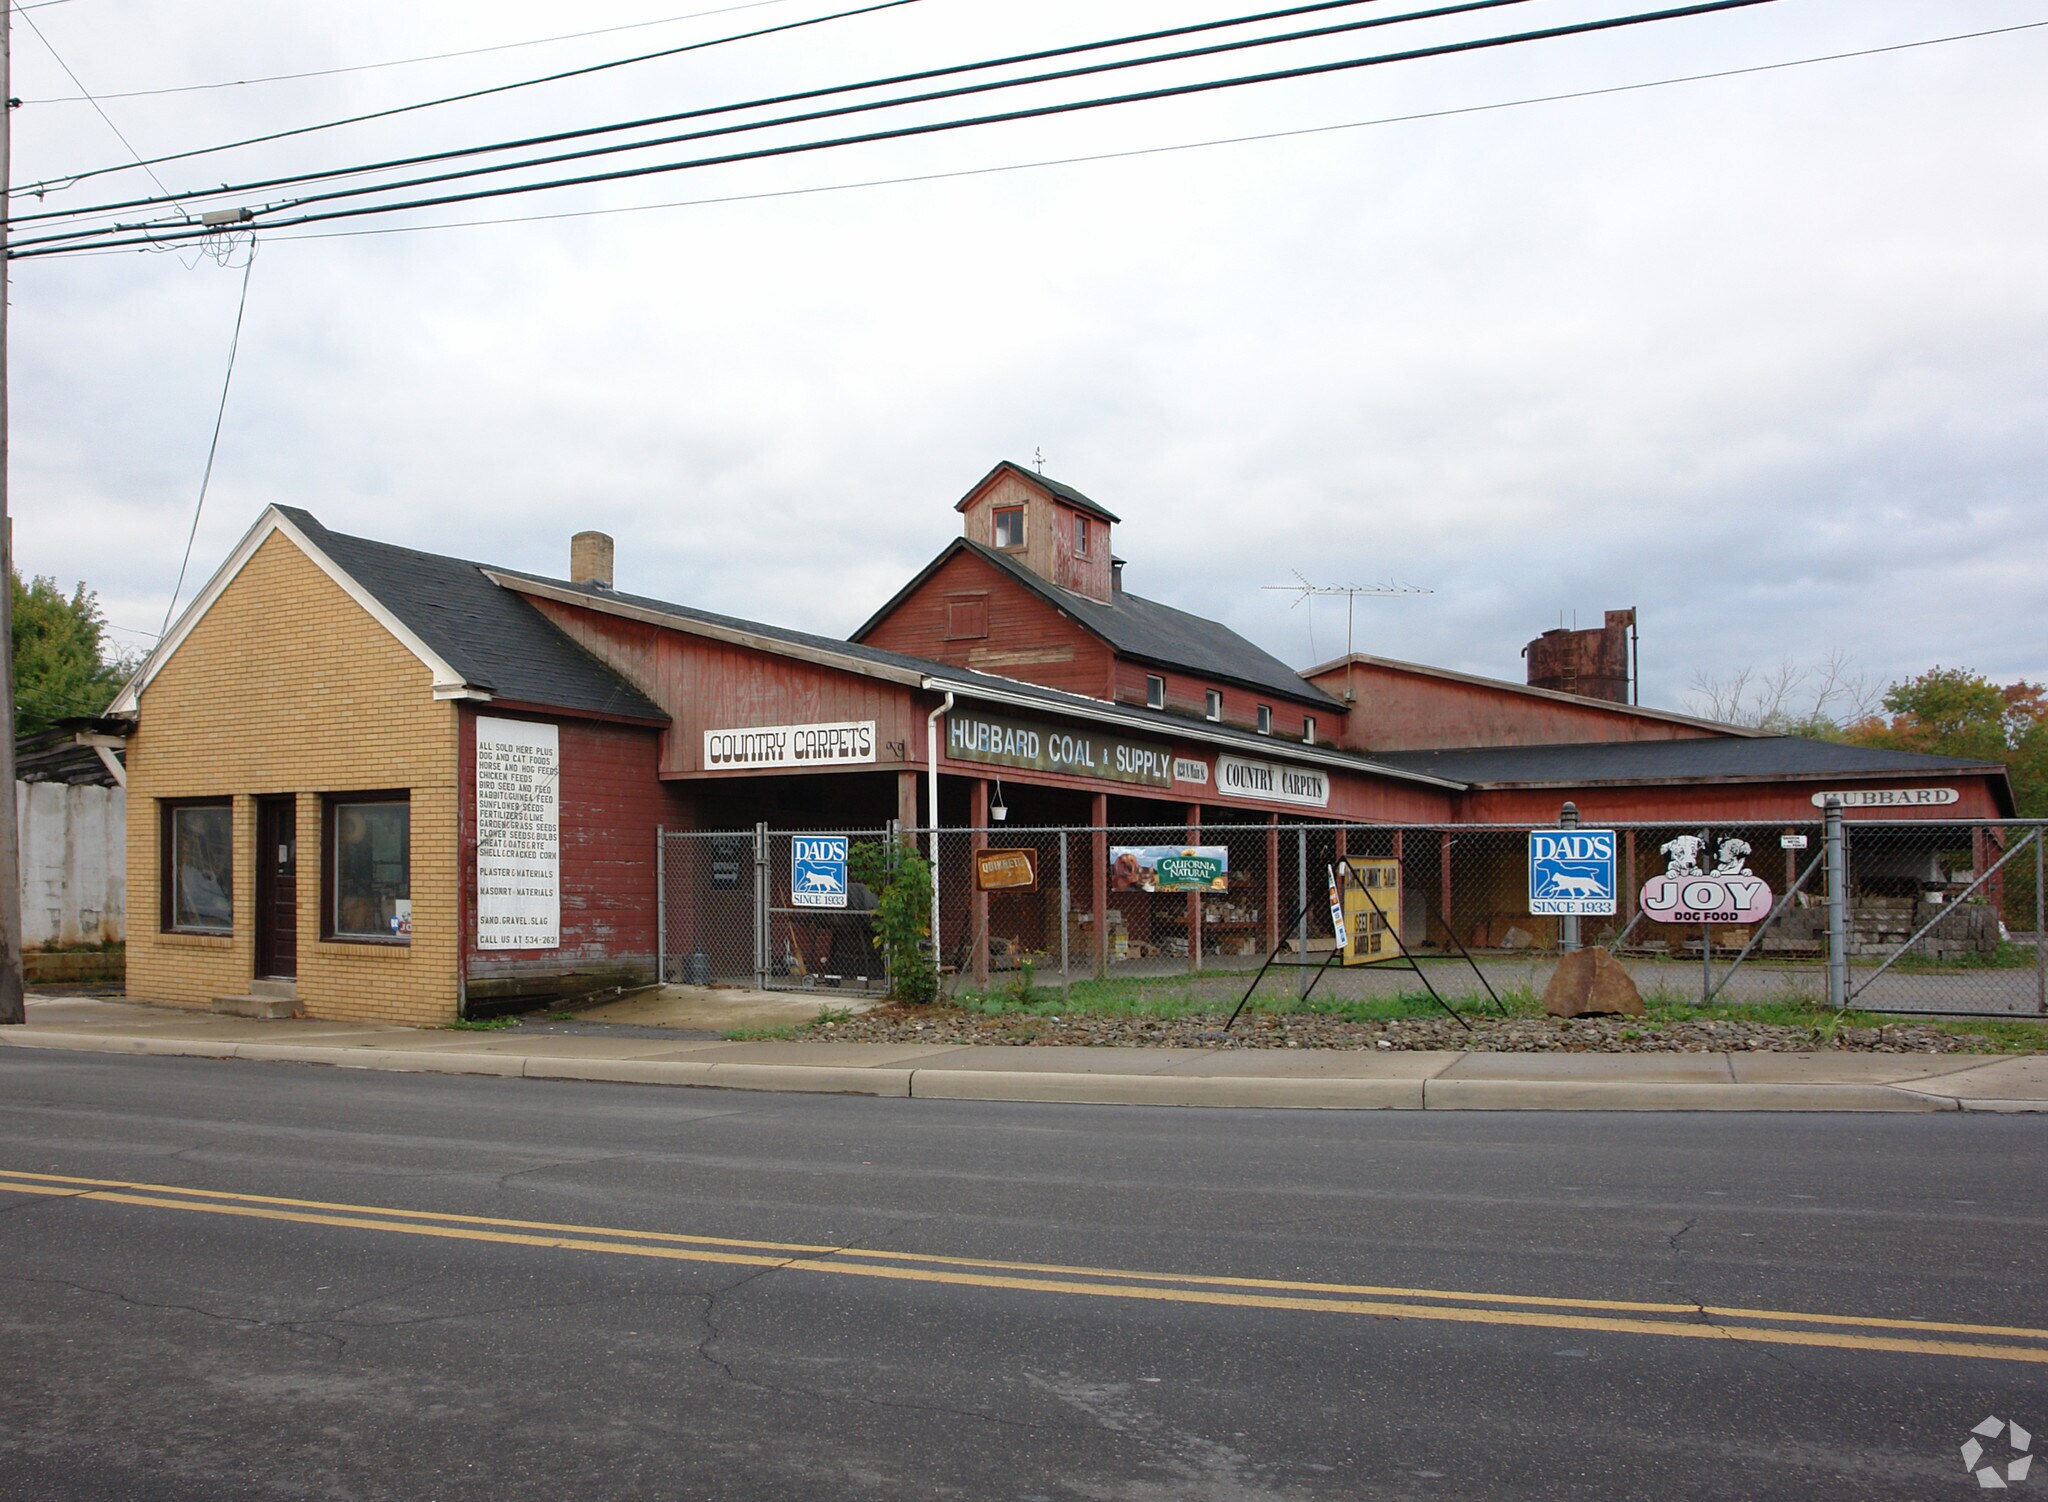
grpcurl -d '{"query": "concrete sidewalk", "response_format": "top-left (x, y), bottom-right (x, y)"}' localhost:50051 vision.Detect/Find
top-left (4, 997), bottom-right (2045, 1112)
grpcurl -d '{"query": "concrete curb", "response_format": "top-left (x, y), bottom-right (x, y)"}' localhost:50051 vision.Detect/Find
top-left (5, 1028), bottom-right (2032, 1112)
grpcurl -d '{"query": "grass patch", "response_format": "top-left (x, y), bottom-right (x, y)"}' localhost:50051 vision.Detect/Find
top-left (444, 1016), bottom-right (521, 1031)
top-left (1891, 940), bottom-right (2039, 973)
top-left (722, 1025), bottom-right (799, 1041)
top-left (944, 971), bottom-right (2045, 1050)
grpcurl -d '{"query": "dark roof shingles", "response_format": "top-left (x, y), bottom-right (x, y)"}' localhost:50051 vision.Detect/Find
top-left (280, 509), bottom-right (667, 722)
top-left (954, 541), bottom-right (1341, 709)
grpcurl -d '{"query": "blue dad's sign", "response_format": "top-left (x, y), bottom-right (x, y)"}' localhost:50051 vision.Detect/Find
top-left (792, 836), bottom-right (849, 909)
top-left (1529, 829), bottom-right (1617, 916)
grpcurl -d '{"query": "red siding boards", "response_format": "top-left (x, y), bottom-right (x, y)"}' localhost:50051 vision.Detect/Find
top-left (1112, 662), bottom-right (1326, 737)
top-left (1308, 658), bottom-right (1727, 753)
top-left (459, 705), bottom-right (691, 1002)
top-left (958, 468), bottom-right (1113, 602)
top-left (1458, 777), bottom-right (2007, 826)
top-left (858, 550), bottom-right (1116, 700)
top-left (529, 599), bottom-right (929, 779)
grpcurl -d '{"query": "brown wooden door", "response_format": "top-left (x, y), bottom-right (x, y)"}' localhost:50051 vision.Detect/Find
top-left (256, 798), bottom-right (298, 979)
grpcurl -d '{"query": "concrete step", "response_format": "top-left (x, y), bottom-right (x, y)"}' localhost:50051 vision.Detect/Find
top-left (210, 995), bottom-right (296, 1020)
top-left (248, 978), bottom-right (297, 1001)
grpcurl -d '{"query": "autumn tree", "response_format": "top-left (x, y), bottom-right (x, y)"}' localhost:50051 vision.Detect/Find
top-left (11, 573), bottom-right (135, 736)
top-left (1843, 667), bottom-right (2048, 818)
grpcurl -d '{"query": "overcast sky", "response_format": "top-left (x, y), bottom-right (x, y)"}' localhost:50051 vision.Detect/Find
top-left (9, 0), bottom-right (2046, 719)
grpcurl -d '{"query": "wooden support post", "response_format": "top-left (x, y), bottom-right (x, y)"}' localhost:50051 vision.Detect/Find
top-left (1091, 791), bottom-right (1109, 977)
top-left (1185, 802), bottom-right (1202, 974)
top-left (970, 777), bottom-right (990, 986)
top-left (897, 769), bottom-right (920, 836)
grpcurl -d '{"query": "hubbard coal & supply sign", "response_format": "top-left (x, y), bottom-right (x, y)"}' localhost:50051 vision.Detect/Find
top-left (946, 709), bottom-right (1173, 788)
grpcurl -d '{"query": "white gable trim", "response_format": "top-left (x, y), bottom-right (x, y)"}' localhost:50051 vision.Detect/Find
top-left (109, 507), bottom-right (481, 713)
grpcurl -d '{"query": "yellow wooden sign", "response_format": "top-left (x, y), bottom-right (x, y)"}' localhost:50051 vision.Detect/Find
top-left (1340, 858), bottom-right (1404, 965)
top-left (974, 848), bottom-right (1040, 893)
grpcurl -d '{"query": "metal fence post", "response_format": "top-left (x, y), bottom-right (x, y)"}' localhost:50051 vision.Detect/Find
top-left (1059, 833), bottom-right (1071, 1006)
top-left (1296, 826), bottom-right (1309, 999)
top-left (754, 820), bottom-right (770, 991)
top-left (1558, 801), bottom-right (1580, 954)
top-left (1824, 797), bottom-right (1847, 1009)
top-left (2036, 823), bottom-right (2045, 1016)
top-left (655, 825), bottom-right (666, 985)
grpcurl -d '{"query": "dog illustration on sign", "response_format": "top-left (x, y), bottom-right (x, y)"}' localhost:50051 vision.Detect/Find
top-left (1539, 869), bottom-right (1608, 900)
top-left (1659, 834), bottom-right (1708, 876)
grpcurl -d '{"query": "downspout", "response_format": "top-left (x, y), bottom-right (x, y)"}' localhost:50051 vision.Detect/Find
top-left (926, 691), bottom-right (953, 964)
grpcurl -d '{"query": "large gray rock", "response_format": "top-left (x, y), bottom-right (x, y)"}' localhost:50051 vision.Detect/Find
top-left (1543, 947), bottom-right (1646, 1018)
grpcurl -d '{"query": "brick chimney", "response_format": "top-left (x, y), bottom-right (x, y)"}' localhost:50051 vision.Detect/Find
top-left (570, 530), bottom-right (614, 589)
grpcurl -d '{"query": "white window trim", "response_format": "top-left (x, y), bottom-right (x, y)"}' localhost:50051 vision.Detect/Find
top-left (1257, 705), bottom-right (1272, 735)
top-left (1303, 716), bottom-right (1317, 745)
top-left (1205, 690), bottom-right (1222, 722)
top-left (1146, 675), bottom-right (1165, 710)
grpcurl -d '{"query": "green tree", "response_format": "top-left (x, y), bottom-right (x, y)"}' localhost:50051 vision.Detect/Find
top-left (847, 838), bottom-right (938, 1004)
top-left (1843, 667), bottom-right (2048, 818)
top-left (11, 572), bottom-right (135, 735)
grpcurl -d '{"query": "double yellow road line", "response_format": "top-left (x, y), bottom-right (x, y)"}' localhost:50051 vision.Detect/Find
top-left (5, 1167), bottom-right (2043, 1365)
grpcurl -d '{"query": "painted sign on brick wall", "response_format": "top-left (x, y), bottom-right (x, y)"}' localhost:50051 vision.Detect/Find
top-left (476, 716), bottom-right (561, 949)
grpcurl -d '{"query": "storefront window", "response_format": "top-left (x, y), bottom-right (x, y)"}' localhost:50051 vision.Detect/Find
top-left (327, 796), bottom-right (411, 942)
top-left (162, 801), bottom-right (233, 933)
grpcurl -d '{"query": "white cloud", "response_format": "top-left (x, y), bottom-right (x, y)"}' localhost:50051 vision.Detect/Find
top-left (11, 0), bottom-right (2048, 699)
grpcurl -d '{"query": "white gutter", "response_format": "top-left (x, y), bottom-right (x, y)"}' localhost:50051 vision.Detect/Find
top-left (920, 676), bottom-right (1465, 792)
top-left (926, 691), bottom-right (953, 966)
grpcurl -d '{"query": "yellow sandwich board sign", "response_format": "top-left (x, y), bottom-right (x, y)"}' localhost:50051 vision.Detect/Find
top-left (1340, 858), bottom-right (1404, 965)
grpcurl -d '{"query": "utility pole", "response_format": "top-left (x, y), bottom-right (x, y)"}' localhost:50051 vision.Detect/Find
top-left (0, 2), bottom-right (23, 1026)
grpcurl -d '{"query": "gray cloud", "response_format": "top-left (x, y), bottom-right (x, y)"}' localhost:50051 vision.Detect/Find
top-left (11, 0), bottom-right (2047, 703)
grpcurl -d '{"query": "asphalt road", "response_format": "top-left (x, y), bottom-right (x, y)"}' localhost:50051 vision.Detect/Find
top-left (1, 1050), bottom-right (2043, 1501)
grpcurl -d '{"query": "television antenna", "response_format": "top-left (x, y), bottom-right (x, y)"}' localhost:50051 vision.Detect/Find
top-left (1263, 571), bottom-right (1432, 660)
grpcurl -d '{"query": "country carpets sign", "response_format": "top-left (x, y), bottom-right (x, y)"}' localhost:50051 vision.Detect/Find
top-left (1215, 753), bottom-right (1330, 809)
top-left (704, 721), bottom-right (876, 771)
top-left (945, 709), bottom-right (1173, 788)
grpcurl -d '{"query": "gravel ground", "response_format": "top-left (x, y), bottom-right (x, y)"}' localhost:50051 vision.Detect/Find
top-left (820, 1003), bottom-right (2030, 1053)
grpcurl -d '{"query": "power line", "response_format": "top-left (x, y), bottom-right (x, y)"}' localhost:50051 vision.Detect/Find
top-left (96, 11), bottom-right (2024, 258)
top-left (10, 1), bottom-right (181, 205)
top-left (20, 0), bottom-right (809, 103)
top-left (36, 0), bottom-right (1545, 239)
top-left (159, 239), bottom-right (258, 637)
top-left (10, 0), bottom-right (1789, 258)
top-left (188, 11), bottom-right (2048, 252)
top-left (14, 0), bottom-right (923, 199)
top-left (14, 0), bottom-right (1421, 221)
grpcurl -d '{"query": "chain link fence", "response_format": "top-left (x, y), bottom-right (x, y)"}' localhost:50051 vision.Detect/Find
top-left (898, 818), bottom-right (2046, 1018)
top-left (657, 826), bottom-right (894, 996)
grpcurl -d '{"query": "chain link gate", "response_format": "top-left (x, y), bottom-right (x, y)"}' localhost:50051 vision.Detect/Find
top-left (1836, 819), bottom-right (2047, 1018)
top-left (657, 825), bottom-right (896, 996)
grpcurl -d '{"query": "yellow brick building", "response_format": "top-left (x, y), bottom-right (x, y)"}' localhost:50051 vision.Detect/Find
top-left (111, 508), bottom-right (669, 1026)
